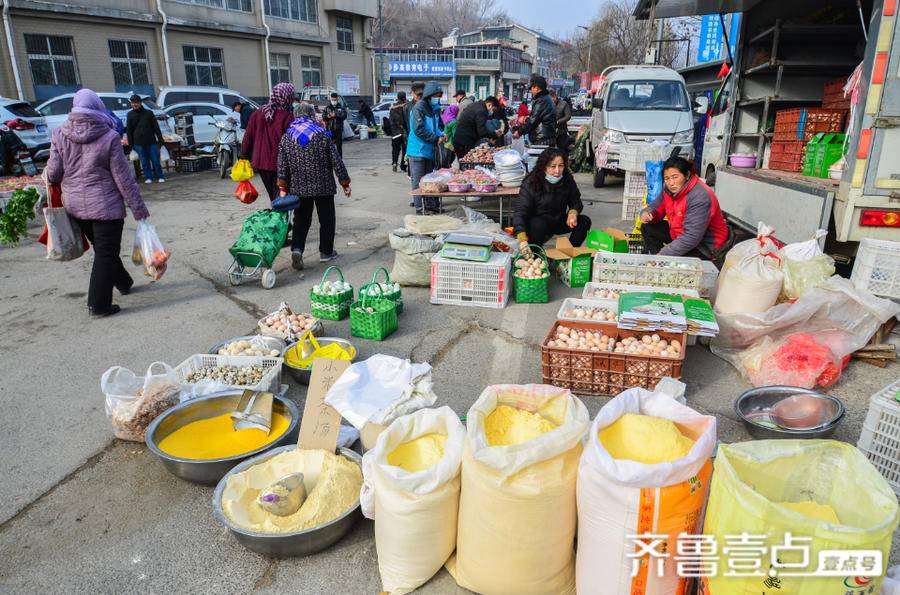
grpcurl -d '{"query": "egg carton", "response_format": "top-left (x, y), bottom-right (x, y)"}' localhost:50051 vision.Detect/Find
top-left (592, 253), bottom-right (704, 290)
top-left (624, 170), bottom-right (648, 198)
top-left (622, 195), bottom-right (645, 221)
top-left (174, 354), bottom-right (283, 393)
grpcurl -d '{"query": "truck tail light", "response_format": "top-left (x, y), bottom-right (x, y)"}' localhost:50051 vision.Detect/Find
top-left (860, 210), bottom-right (900, 227)
top-left (4, 118), bottom-right (35, 130)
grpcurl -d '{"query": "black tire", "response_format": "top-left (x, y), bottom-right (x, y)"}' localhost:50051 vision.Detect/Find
top-left (219, 151), bottom-right (232, 179)
top-left (593, 167), bottom-right (606, 188)
top-left (705, 164), bottom-right (716, 187)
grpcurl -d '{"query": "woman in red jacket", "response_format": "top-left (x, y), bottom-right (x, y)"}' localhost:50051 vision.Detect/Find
top-left (639, 156), bottom-right (730, 261)
top-left (240, 82), bottom-right (295, 203)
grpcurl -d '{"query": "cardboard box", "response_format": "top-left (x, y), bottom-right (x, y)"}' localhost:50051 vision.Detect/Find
top-left (545, 237), bottom-right (597, 288)
top-left (585, 228), bottom-right (629, 253)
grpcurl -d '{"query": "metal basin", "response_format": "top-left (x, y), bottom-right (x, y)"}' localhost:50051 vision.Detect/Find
top-left (145, 391), bottom-right (300, 485)
top-left (281, 337), bottom-right (357, 385)
top-left (208, 335), bottom-right (285, 356)
top-left (735, 386), bottom-right (845, 440)
top-left (212, 445), bottom-right (362, 557)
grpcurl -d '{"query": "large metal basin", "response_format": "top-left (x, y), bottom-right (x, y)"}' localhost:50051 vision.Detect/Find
top-left (735, 386), bottom-right (845, 440)
top-left (145, 391), bottom-right (300, 485)
top-left (281, 337), bottom-right (357, 385)
top-left (212, 445), bottom-right (362, 557)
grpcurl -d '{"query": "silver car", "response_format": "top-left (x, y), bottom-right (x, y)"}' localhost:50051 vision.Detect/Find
top-left (0, 96), bottom-right (51, 160)
top-left (36, 92), bottom-right (172, 137)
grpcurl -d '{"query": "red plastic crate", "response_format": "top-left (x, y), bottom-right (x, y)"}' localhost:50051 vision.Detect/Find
top-left (770, 141), bottom-right (806, 155)
top-left (823, 78), bottom-right (845, 96)
top-left (768, 159), bottom-right (803, 172)
top-left (775, 108), bottom-right (804, 124)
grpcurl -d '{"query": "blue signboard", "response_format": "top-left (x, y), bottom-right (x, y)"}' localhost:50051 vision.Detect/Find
top-left (388, 61), bottom-right (456, 78)
top-left (697, 14), bottom-right (723, 64)
top-left (727, 13), bottom-right (741, 60)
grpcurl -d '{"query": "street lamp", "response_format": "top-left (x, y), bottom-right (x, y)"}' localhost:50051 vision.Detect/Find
top-left (577, 25), bottom-right (593, 76)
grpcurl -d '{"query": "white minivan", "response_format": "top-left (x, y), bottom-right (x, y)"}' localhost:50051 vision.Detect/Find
top-left (157, 86), bottom-right (258, 109)
top-left (590, 65), bottom-right (707, 187)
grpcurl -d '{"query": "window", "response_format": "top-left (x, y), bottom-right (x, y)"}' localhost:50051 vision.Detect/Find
top-left (456, 75), bottom-right (470, 94)
top-left (222, 94), bottom-right (242, 108)
top-left (269, 53), bottom-right (291, 85)
top-left (183, 46), bottom-right (225, 86)
top-left (7, 101), bottom-right (43, 118)
top-left (100, 96), bottom-right (132, 111)
top-left (25, 34), bottom-right (79, 87)
top-left (165, 91), bottom-right (219, 104)
top-left (336, 16), bottom-right (353, 52)
top-left (167, 104), bottom-right (226, 117)
top-left (265, 0), bottom-right (316, 22)
top-left (301, 55), bottom-right (321, 87)
top-left (109, 40), bottom-right (150, 88)
top-left (177, 0), bottom-right (251, 12)
top-left (474, 75), bottom-right (491, 98)
top-left (606, 80), bottom-right (689, 111)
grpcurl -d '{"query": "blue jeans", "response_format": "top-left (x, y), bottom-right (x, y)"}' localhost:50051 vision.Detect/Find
top-left (134, 144), bottom-right (164, 181)
top-left (409, 157), bottom-right (438, 211)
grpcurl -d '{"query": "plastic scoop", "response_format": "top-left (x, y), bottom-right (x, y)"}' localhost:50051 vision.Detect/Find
top-left (745, 394), bottom-right (827, 430)
top-left (231, 390), bottom-right (274, 433)
top-left (257, 473), bottom-right (307, 516)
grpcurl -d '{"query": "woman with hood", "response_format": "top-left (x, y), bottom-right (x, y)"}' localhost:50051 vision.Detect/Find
top-left (406, 81), bottom-right (445, 213)
top-left (45, 89), bottom-right (150, 318)
top-left (241, 82), bottom-right (295, 203)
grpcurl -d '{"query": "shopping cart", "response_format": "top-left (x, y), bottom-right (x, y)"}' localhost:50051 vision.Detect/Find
top-left (227, 210), bottom-right (288, 289)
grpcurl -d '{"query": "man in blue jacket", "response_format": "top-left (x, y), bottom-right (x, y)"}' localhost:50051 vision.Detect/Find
top-left (407, 81), bottom-right (445, 214)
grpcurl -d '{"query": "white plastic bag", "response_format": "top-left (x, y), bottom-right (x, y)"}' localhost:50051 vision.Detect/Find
top-left (361, 407), bottom-right (465, 594)
top-left (159, 146), bottom-right (170, 163)
top-left (132, 220), bottom-right (170, 281)
top-left (43, 206), bottom-right (84, 261)
top-left (324, 354), bottom-right (437, 430)
top-left (448, 384), bottom-right (589, 595)
top-left (101, 362), bottom-right (183, 441)
top-left (715, 221), bottom-right (783, 314)
top-left (576, 389), bottom-right (716, 595)
top-left (780, 229), bottom-right (835, 300)
top-left (129, 150), bottom-right (139, 162)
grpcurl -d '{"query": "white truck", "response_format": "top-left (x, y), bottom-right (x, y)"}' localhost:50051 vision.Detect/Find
top-left (590, 64), bottom-right (707, 187)
top-left (688, 0), bottom-right (900, 252)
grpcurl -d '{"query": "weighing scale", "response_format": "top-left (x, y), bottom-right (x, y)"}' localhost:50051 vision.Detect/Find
top-left (440, 233), bottom-right (493, 262)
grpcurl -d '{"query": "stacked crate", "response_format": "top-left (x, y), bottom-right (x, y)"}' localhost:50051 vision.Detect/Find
top-left (822, 78), bottom-right (850, 110)
top-left (622, 171), bottom-right (647, 221)
top-left (770, 108), bottom-right (847, 172)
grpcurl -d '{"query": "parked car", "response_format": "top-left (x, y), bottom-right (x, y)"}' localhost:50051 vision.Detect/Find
top-left (157, 86), bottom-right (259, 109)
top-left (0, 96), bottom-right (50, 160)
top-left (349, 99), bottom-right (392, 127)
top-left (163, 102), bottom-right (243, 145)
top-left (36, 92), bottom-right (172, 136)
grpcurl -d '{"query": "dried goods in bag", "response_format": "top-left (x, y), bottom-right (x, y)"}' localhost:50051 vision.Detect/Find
top-left (715, 221), bottom-right (783, 314)
top-left (360, 407), bottom-right (465, 594)
top-left (779, 229), bottom-right (834, 300)
top-left (447, 384), bottom-right (589, 595)
top-left (576, 388), bottom-right (716, 595)
top-left (101, 362), bottom-right (183, 441)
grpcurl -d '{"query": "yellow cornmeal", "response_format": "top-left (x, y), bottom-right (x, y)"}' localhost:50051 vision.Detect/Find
top-left (221, 449), bottom-right (362, 534)
top-left (387, 433), bottom-right (448, 472)
top-left (599, 414), bottom-right (695, 464)
top-left (157, 412), bottom-right (290, 460)
top-left (485, 405), bottom-right (557, 446)
top-left (780, 500), bottom-right (841, 524)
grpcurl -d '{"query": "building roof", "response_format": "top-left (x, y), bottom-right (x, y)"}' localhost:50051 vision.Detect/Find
top-left (632, 0), bottom-right (762, 19)
top-left (457, 22), bottom-right (561, 46)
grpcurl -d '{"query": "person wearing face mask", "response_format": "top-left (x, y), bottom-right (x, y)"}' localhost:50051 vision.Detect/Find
top-left (322, 93), bottom-right (347, 157)
top-left (452, 96), bottom-right (502, 160)
top-left (514, 147), bottom-right (591, 251)
top-left (639, 156), bottom-right (731, 260)
top-left (406, 81), bottom-right (446, 214)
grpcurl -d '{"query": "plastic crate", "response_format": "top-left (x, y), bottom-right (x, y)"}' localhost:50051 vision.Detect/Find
top-left (851, 238), bottom-right (900, 299)
top-left (178, 156), bottom-right (208, 172)
top-left (430, 252), bottom-right (511, 308)
top-left (618, 144), bottom-right (666, 172)
top-left (592, 252), bottom-right (704, 289)
top-left (622, 195), bottom-right (644, 221)
top-left (174, 354), bottom-right (283, 392)
top-left (200, 155), bottom-right (217, 169)
top-left (857, 379), bottom-right (900, 495)
top-left (541, 320), bottom-right (685, 396)
top-left (627, 232), bottom-right (643, 254)
top-left (700, 260), bottom-right (719, 300)
top-left (624, 170), bottom-right (648, 198)
top-left (582, 282), bottom-right (700, 301)
top-left (768, 159), bottom-right (803, 173)
top-left (558, 297), bottom-right (618, 323)
top-left (770, 141), bottom-right (806, 155)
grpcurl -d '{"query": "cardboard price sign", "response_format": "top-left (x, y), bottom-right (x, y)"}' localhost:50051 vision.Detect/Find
top-left (297, 358), bottom-right (350, 452)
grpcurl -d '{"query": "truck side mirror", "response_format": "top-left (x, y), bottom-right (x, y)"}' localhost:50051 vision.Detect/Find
top-left (592, 96), bottom-right (604, 109)
top-left (694, 96), bottom-right (709, 114)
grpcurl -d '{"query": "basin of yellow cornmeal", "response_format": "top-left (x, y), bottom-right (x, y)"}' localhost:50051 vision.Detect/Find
top-left (158, 412), bottom-right (291, 460)
top-left (387, 433), bottom-right (448, 472)
top-left (485, 405), bottom-right (558, 446)
top-left (599, 413), bottom-right (696, 464)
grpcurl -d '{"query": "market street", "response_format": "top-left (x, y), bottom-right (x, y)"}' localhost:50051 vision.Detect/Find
top-left (1, 138), bottom-right (898, 592)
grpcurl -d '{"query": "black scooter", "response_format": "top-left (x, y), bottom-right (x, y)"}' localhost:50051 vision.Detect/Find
top-left (0, 124), bottom-right (37, 176)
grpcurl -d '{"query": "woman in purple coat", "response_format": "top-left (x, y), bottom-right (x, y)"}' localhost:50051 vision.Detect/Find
top-left (46, 89), bottom-right (150, 317)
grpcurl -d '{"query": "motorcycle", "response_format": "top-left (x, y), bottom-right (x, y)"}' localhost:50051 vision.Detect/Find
top-left (211, 116), bottom-right (240, 179)
top-left (0, 124), bottom-right (37, 176)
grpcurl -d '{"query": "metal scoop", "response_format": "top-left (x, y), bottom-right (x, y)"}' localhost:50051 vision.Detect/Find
top-left (231, 390), bottom-right (273, 433)
top-left (745, 394), bottom-right (828, 430)
top-left (257, 473), bottom-right (307, 516)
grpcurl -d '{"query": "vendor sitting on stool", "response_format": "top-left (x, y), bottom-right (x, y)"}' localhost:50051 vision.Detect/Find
top-left (640, 156), bottom-right (730, 261)
top-left (514, 147), bottom-right (591, 251)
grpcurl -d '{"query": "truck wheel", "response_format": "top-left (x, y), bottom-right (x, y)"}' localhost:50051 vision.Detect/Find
top-left (705, 165), bottom-right (716, 187)
top-left (593, 167), bottom-right (606, 188)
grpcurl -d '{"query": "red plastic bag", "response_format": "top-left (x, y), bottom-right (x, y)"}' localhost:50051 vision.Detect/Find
top-left (741, 332), bottom-right (842, 389)
top-left (234, 180), bottom-right (258, 204)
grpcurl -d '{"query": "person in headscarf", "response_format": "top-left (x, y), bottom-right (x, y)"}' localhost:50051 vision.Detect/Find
top-left (241, 81), bottom-right (295, 203)
top-left (45, 89), bottom-right (150, 318)
top-left (277, 103), bottom-right (351, 272)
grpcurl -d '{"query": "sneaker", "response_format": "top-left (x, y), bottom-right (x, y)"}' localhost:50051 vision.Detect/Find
top-left (319, 250), bottom-right (339, 263)
top-left (291, 251), bottom-right (304, 270)
top-left (409, 202), bottom-right (416, 208)
top-left (157, 179), bottom-right (165, 183)
top-left (144, 179), bottom-right (152, 184)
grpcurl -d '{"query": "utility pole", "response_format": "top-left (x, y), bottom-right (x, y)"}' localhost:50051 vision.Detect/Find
top-left (577, 25), bottom-right (592, 75)
top-left (377, 0), bottom-right (384, 101)
top-left (644, 0), bottom-right (658, 63)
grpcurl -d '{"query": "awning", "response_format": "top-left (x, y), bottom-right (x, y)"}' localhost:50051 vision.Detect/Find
top-left (632, 0), bottom-right (763, 19)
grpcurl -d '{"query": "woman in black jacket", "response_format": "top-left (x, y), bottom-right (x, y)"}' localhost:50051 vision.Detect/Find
top-left (514, 147), bottom-right (591, 250)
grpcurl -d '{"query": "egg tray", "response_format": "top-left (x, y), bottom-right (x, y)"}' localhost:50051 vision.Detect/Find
top-left (592, 252), bottom-right (704, 289)
top-left (540, 320), bottom-right (685, 396)
top-left (174, 354), bottom-right (283, 393)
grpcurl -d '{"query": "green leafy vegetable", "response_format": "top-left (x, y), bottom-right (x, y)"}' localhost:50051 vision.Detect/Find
top-left (0, 187), bottom-right (40, 246)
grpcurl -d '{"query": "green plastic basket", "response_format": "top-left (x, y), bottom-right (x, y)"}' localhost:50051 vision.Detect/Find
top-left (309, 266), bottom-right (353, 321)
top-left (367, 267), bottom-right (403, 314)
top-left (350, 283), bottom-right (398, 341)
top-left (514, 245), bottom-right (550, 303)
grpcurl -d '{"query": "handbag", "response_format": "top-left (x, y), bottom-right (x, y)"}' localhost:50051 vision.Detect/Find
top-left (38, 183), bottom-right (89, 258)
top-left (271, 193), bottom-right (300, 212)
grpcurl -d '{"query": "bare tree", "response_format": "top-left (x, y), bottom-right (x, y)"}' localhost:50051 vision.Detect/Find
top-left (378, 0), bottom-right (508, 48)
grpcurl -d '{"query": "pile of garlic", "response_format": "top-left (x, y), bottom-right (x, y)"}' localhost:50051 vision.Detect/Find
top-left (563, 304), bottom-right (616, 322)
top-left (514, 255), bottom-right (549, 280)
top-left (313, 280), bottom-right (352, 296)
top-left (546, 325), bottom-right (615, 352)
top-left (615, 335), bottom-right (682, 358)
